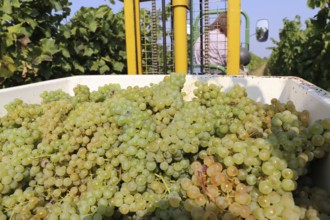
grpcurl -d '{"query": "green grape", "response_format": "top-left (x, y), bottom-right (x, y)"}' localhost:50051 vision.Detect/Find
top-left (311, 134), bottom-right (325, 146)
top-left (323, 131), bottom-right (330, 144)
top-left (263, 205), bottom-right (278, 219)
top-left (310, 121), bottom-right (324, 135)
top-left (237, 169), bottom-right (248, 181)
top-left (257, 195), bottom-right (271, 208)
top-left (259, 149), bottom-right (271, 161)
top-left (246, 174), bottom-right (257, 186)
top-left (232, 153), bottom-right (244, 165)
top-left (216, 146), bottom-right (229, 158)
top-left (259, 179), bottom-right (273, 195)
top-left (281, 179), bottom-right (297, 192)
top-left (223, 156), bottom-right (234, 167)
top-left (235, 192), bottom-right (251, 205)
top-left (272, 117), bottom-right (283, 127)
top-left (320, 118), bottom-right (330, 130)
top-left (262, 161), bottom-right (276, 176)
top-left (168, 192), bottom-right (182, 208)
top-left (282, 168), bottom-right (295, 179)
top-left (2, 176), bottom-right (13, 185)
top-left (281, 206), bottom-right (301, 220)
top-left (1, 73), bottom-right (330, 219)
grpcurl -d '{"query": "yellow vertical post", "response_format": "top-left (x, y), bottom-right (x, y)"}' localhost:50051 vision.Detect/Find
top-left (124, 0), bottom-right (143, 75)
top-left (124, 0), bottom-right (137, 74)
top-left (134, 0), bottom-right (143, 74)
top-left (227, 0), bottom-right (241, 75)
top-left (172, 0), bottom-right (189, 74)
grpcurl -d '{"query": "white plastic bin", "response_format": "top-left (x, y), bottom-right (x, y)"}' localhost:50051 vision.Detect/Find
top-left (1, 75), bottom-right (330, 191)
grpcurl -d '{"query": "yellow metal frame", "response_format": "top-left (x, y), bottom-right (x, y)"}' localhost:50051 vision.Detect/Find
top-left (172, 0), bottom-right (189, 74)
top-left (124, 0), bottom-right (142, 75)
top-left (227, 0), bottom-right (241, 75)
top-left (124, 0), bottom-right (238, 75)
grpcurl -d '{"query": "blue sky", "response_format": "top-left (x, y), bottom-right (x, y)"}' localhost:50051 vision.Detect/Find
top-left (69, 0), bottom-right (318, 58)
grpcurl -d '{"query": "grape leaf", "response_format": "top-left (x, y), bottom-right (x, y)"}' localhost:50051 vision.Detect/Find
top-left (2, 0), bottom-right (12, 14)
top-left (88, 20), bottom-right (98, 32)
top-left (41, 39), bottom-right (59, 55)
top-left (113, 62), bottom-right (124, 72)
top-left (99, 65), bottom-right (110, 74)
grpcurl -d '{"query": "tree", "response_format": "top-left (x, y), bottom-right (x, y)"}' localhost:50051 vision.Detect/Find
top-left (267, 0), bottom-right (330, 91)
top-left (55, 6), bottom-right (127, 76)
top-left (0, 2), bottom-right (127, 88)
top-left (0, 0), bottom-right (71, 87)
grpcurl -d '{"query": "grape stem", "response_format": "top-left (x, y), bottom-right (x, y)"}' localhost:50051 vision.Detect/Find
top-left (30, 154), bottom-right (52, 159)
top-left (8, 201), bottom-right (29, 220)
top-left (155, 174), bottom-right (171, 194)
top-left (9, 211), bottom-right (15, 220)
top-left (197, 166), bottom-right (215, 203)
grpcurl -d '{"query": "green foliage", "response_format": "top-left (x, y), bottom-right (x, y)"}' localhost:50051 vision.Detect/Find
top-left (0, 0), bottom-right (71, 86)
top-left (267, 0), bottom-right (330, 91)
top-left (247, 52), bottom-right (268, 73)
top-left (307, 0), bottom-right (327, 9)
top-left (56, 6), bottom-right (127, 76)
top-left (0, 2), bottom-right (126, 88)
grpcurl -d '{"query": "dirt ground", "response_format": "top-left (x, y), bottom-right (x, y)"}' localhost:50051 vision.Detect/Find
top-left (250, 63), bottom-right (267, 76)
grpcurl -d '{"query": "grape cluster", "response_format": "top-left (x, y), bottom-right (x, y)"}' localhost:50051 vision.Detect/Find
top-left (0, 73), bottom-right (329, 219)
top-left (180, 155), bottom-right (253, 219)
top-left (294, 186), bottom-right (330, 220)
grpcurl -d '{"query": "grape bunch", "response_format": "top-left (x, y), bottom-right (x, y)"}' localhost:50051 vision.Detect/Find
top-left (180, 155), bottom-right (254, 219)
top-left (294, 186), bottom-right (330, 220)
top-left (0, 72), bottom-right (329, 220)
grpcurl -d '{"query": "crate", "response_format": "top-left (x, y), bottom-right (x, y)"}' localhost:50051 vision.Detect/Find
top-left (1, 75), bottom-right (330, 192)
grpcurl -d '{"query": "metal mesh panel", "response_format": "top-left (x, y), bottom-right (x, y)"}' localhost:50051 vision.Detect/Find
top-left (189, 0), bottom-right (228, 74)
top-left (138, 0), bottom-right (227, 74)
top-left (139, 0), bottom-right (174, 74)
